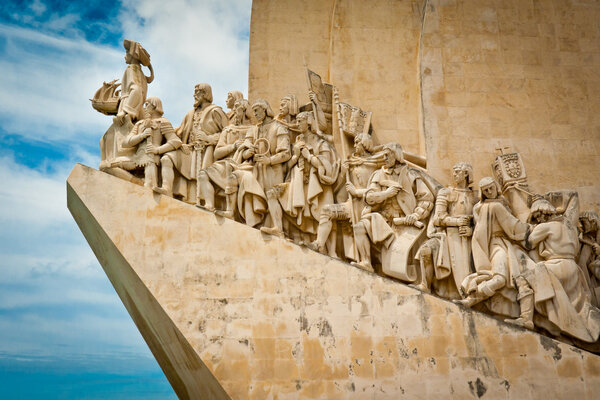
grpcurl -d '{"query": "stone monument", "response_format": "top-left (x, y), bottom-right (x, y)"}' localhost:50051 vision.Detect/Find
top-left (71, 1), bottom-right (600, 399)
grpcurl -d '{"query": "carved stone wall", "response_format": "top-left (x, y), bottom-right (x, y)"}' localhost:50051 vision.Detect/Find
top-left (249, 0), bottom-right (600, 211)
top-left (68, 164), bottom-right (600, 399)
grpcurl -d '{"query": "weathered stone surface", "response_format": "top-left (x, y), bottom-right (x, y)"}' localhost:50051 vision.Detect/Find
top-left (249, 0), bottom-right (600, 211)
top-left (68, 164), bottom-right (600, 399)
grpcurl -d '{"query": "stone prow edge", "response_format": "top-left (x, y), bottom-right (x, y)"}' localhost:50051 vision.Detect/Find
top-left (66, 163), bottom-right (231, 400)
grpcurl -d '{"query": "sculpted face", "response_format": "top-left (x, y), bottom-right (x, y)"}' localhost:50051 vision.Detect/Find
top-left (226, 92), bottom-right (235, 109)
top-left (279, 99), bottom-right (289, 116)
top-left (453, 167), bottom-right (468, 185)
top-left (297, 115), bottom-right (309, 133)
top-left (194, 87), bottom-right (206, 107)
top-left (143, 101), bottom-right (155, 119)
top-left (354, 136), bottom-right (365, 155)
top-left (384, 149), bottom-right (396, 168)
top-left (233, 101), bottom-right (245, 123)
top-left (582, 218), bottom-right (595, 234)
top-left (253, 105), bottom-right (266, 123)
top-left (124, 53), bottom-right (134, 64)
top-left (482, 183), bottom-right (498, 199)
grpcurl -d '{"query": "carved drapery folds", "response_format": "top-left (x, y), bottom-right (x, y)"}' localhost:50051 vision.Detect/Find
top-left (91, 41), bottom-right (600, 348)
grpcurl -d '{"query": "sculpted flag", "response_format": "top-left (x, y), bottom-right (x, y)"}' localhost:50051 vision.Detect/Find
top-left (337, 102), bottom-right (371, 139)
top-left (306, 68), bottom-right (327, 104)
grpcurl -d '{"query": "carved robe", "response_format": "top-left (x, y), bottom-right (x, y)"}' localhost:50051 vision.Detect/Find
top-left (118, 64), bottom-right (147, 123)
top-left (205, 125), bottom-right (268, 227)
top-left (279, 132), bottom-right (340, 234)
top-left (169, 104), bottom-right (227, 180)
top-left (243, 119), bottom-right (291, 191)
top-left (525, 216), bottom-right (600, 342)
top-left (463, 200), bottom-right (531, 318)
top-left (578, 231), bottom-right (600, 306)
top-left (360, 164), bottom-right (434, 247)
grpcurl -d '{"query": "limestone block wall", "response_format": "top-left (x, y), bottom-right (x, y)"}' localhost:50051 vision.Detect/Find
top-left (68, 165), bottom-right (600, 399)
top-left (249, 0), bottom-right (600, 210)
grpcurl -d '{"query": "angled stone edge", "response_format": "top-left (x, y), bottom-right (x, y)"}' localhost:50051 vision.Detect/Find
top-left (67, 164), bottom-right (231, 400)
top-left (67, 164), bottom-right (600, 399)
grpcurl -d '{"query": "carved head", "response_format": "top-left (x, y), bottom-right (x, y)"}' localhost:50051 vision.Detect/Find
top-left (226, 91), bottom-right (243, 109)
top-left (233, 99), bottom-right (252, 125)
top-left (529, 199), bottom-right (557, 224)
top-left (252, 99), bottom-right (274, 123)
top-left (194, 83), bottom-right (213, 107)
top-left (296, 111), bottom-right (312, 133)
top-left (123, 40), bottom-right (151, 67)
top-left (382, 143), bottom-right (404, 167)
top-left (279, 94), bottom-right (298, 117)
top-left (479, 177), bottom-right (500, 201)
top-left (354, 133), bottom-right (373, 155)
top-left (143, 97), bottom-right (164, 118)
top-left (453, 162), bottom-right (473, 186)
top-left (580, 211), bottom-right (600, 234)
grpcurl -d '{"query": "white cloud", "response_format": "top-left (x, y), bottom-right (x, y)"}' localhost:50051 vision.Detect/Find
top-left (0, 24), bottom-right (123, 144)
top-left (28, 0), bottom-right (47, 16)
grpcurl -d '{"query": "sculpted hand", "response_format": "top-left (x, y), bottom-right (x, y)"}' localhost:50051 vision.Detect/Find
top-left (404, 214), bottom-right (418, 225)
top-left (346, 182), bottom-right (358, 197)
top-left (308, 91), bottom-right (316, 103)
top-left (254, 154), bottom-right (269, 165)
top-left (459, 226), bottom-right (473, 237)
top-left (142, 128), bottom-right (152, 139)
top-left (146, 142), bottom-right (159, 155)
top-left (301, 147), bottom-right (311, 159)
top-left (593, 243), bottom-right (600, 256)
top-left (387, 186), bottom-right (401, 197)
top-left (293, 141), bottom-right (304, 157)
top-left (458, 216), bottom-right (470, 227)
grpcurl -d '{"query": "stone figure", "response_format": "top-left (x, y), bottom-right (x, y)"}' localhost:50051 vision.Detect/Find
top-left (276, 94), bottom-right (299, 127)
top-left (455, 177), bottom-right (532, 319)
top-left (154, 83), bottom-right (227, 201)
top-left (579, 211), bottom-right (600, 305)
top-left (414, 162), bottom-right (476, 298)
top-left (507, 195), bottom-right (600, 342)
top-left (197, 99), bottom-right (267, 225)
top-left (278, 111), bottom-right (340, 244)
top-left (353, 144), bottom-right (435, 274)
top-left (241, 99), bottom-right (291, 237)
top-left (115, 39), bottom-right (154, 125)
top-left (119, 97), bottom-right (180, 190)
top-left (309, 133), bottom-right (385, 258)
top-left (492, 151), bottom-right (531, 223)
top-left (225, 91), bottom-right (244, 124)
top-left (96, 39), bottom-right (154, 185)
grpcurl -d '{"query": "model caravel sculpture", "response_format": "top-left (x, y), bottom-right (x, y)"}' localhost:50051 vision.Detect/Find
top-left (92, 39), bottom-right (600, 349)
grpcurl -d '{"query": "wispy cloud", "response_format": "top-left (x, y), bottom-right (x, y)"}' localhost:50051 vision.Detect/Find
top-left (0, 24), bottom-right (123, 146)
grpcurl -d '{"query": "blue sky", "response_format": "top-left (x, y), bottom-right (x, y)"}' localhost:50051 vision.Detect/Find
top-left (0, 1), bottom-right (251, 398)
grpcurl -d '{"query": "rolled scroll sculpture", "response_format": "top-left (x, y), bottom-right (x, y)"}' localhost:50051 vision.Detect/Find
top-left (90, 56), bottom-right (600, 346)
